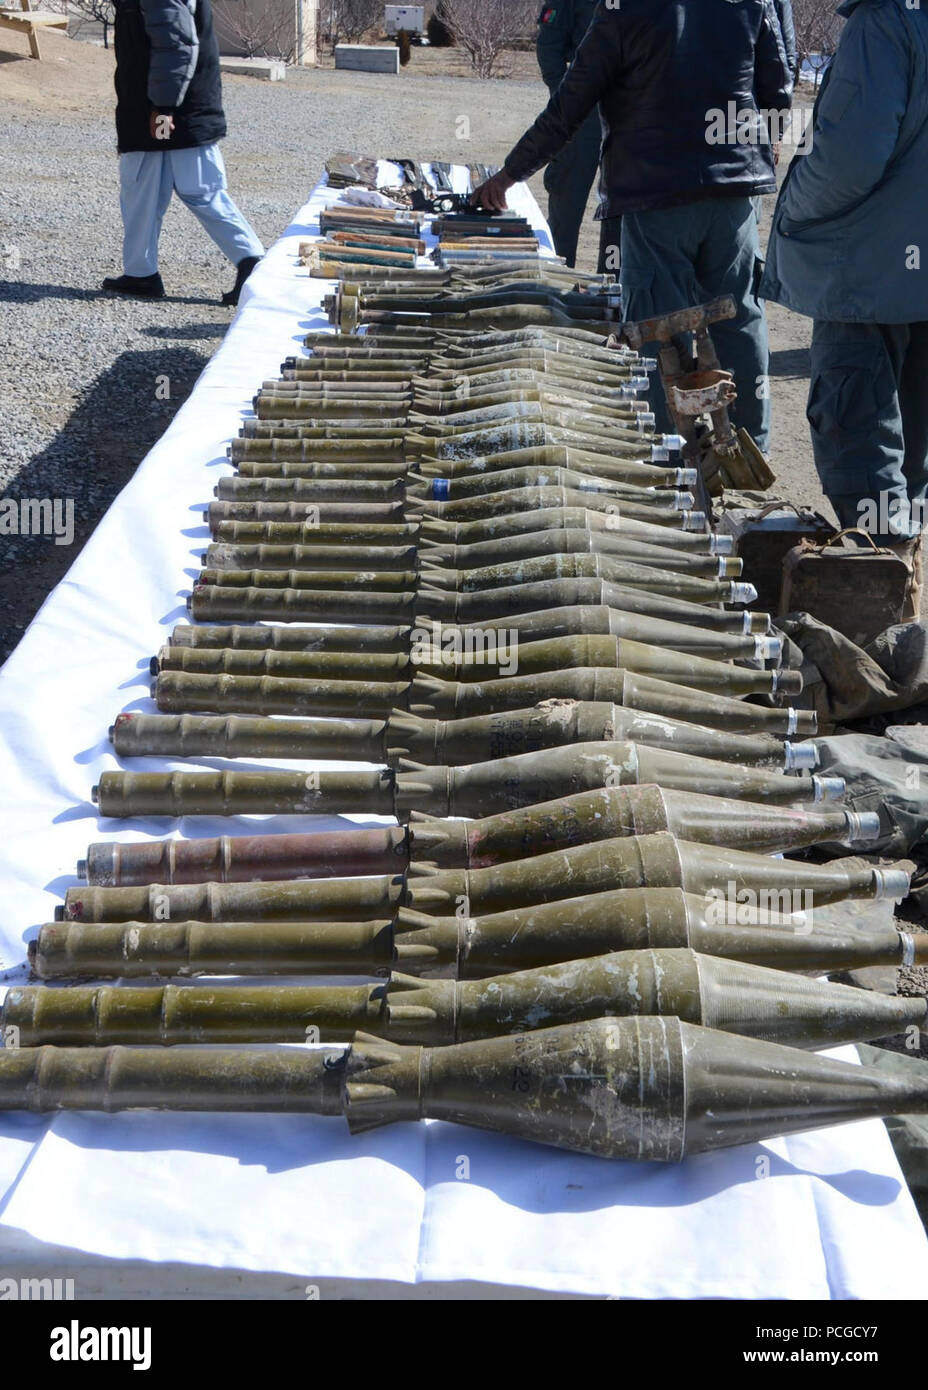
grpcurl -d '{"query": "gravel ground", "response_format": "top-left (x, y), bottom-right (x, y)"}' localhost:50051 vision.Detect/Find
top-left (0, 33), bottom-right (555, 659)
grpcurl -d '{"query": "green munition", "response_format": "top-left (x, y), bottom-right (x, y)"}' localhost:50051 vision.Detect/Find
top-left (191, 559), bottom-right (756, 612)
top-left (33, 885), bottom-right (920, 979)
top-left (203, 535), bottom-right (742, 580)
top-left (188, 575), bottom-right (769, 633)
top-left (214, 477), bottom-right (410, 504)
top-left (62, 831), bottom-right (901, 923)
top-left (418, 509), bottom-right (722, 552)
top-left (7, 1020), bottom-right (928, 1161)
top-left (204, 543), bottom-right (421, 573)
top-left (155, 648), bottom-right (415, 680)
top-left (402, 784), bottom-right (871, 867)
top-left (217, 468), bottom-right (691, 508)
top-left (169, 623), bottom-right (417, 654)
top-left (416, 506), bottom-right (714, 547)
top-left (241, 436), bottom-right (686, 481)
top-left (168, 605), bottom-right (776, 660)
top-left (213, 507), bottom-right (715, 550)
top-left (76, 787), bottom-right (879, 886)
top-left (91, 742), bottom-right (840, 820)
top-left (418, 531), bottom-right (742, 577)
top-left (414, 554), bottom-right (751, 605)
top-left (196, 567), bottom-right (422, 594)
top-left (6, 949), bottom-right (924, 1048)
top-left (159, 659), bottom-right (798, 723)
top-left (206, 500), bottom-right (411, 525)
top-left (205, 489), bottom-right (697, 532)
top-left (411, 485), bottom-right (696, 525)
top-left (153, 669), bottom-right (418, 718)
top-left (110, 705), bottom-right (815, 770)
top-left (408, 442), bottom-right (689, 481)
top-left (412, 607), bottom-right (777, 660)
top-left (156, 634), bottom-right (793, 699)
top-left (92, 767), bottom-right (398, 819)
top-left (207, 522), bottom-right (423, 547)
top-left (409, 669), bottom-right (810, 733)
top-left (187, 586), bottom-right (423, 625)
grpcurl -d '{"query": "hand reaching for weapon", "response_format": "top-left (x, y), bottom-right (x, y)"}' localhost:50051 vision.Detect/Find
top-left (471, 169), bottom-right (517, 212)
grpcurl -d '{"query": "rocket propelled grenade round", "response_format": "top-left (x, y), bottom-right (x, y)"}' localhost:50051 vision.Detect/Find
top-left (110, 705), bottom-right (812, 771)
top-left (189, 576), bottom-right (769, 636)
top-left (410, 669), bottom-right (810, 733)
top-left (149, 666), bottom-right (810, 731)
top-left (413, 553), bottom-right (753, 605)
top-left (5, 1020), bottom-right (928, 1162)
top-left (76, 787), bottom-right (879, 887)
top-left (91, 743), bottom-right (839, 821)
top-left (6, 949), bottom-right (924, 1049)
top-left (33, 886), bottom-right (921, 980)
top-left (213, 505), bottom-right (719, 552)
top-left (187, 574), bottom-right (761, 627)
top-left (61, 832), bottom-right (901, 925)
top-left (417, 529), bottom-right (743, 577)
top-left (154, 635), bottom-right (792, 699)
top-left (203, 533), bottom-right (743, 580)
top-left (168, 606), bottom-right (774, 660)
top-left (216, 469), bottom-right (693, 512)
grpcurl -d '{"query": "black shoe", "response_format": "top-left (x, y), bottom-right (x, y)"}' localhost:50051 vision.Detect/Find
top-left (101, 272), bottom-right (165, 299)
top-left (221, 255), bottom-right (261, 307)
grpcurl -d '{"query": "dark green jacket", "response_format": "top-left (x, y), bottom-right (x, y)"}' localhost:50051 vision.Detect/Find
top-left (536, 0), bottom-right (600, 90)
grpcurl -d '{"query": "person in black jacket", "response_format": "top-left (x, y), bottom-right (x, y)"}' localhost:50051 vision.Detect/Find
top-left (474, 0), bottom-right (793, 453)
top-left (103, 0), bottom-right (264, 303)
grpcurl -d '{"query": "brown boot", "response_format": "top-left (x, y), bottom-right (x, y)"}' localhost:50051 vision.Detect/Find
top-left (886, 534), bottom-right (924, 622)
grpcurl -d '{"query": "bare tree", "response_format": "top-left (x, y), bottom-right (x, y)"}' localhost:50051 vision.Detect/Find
top-left (317, 0), bottom-right (383, 52)
top-left (791, 0), bottom-right (844, 86)
top-left (442, 0), bottom-right (535, 78)
top-left (68, 0), bottom-right (116, 49)
top-left (213, 0), bottom-right (297, 61)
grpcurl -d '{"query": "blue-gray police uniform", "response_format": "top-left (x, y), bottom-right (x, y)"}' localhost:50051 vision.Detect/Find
top-left (761, 0), bottom-right (928, 544)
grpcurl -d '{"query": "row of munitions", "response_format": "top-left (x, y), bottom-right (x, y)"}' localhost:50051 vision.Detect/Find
top-left (1, 209), bottom-right (922, 1167)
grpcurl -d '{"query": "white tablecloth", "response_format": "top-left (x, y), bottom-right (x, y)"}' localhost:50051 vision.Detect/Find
top-left (0, 169), bottom-right (926, 1298)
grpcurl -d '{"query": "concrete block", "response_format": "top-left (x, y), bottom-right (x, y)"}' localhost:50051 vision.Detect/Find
top-left (335, 44), bottom-right (400, 74)
top-left (219, 57), bottom-right (286, 81)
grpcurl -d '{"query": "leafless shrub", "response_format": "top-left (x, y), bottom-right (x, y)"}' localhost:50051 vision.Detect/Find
top-left (791, 0), bottom-right (844, 86)
top-left (441, 0), bottom-right (536, 78)
top-left (68, 0), bottom-right (115, 49)
top-left (212, 0), bottom-right (297, 61)
top-left (317, 0), bottom-right (383, 52)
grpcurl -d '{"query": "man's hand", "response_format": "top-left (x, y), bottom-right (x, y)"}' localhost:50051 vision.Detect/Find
top-left (471, 169), bottom-right (517, 213)
top-left (772, 140), bottom-right (782, 166)
top-left (150, 110), bottom-right (175, 141)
